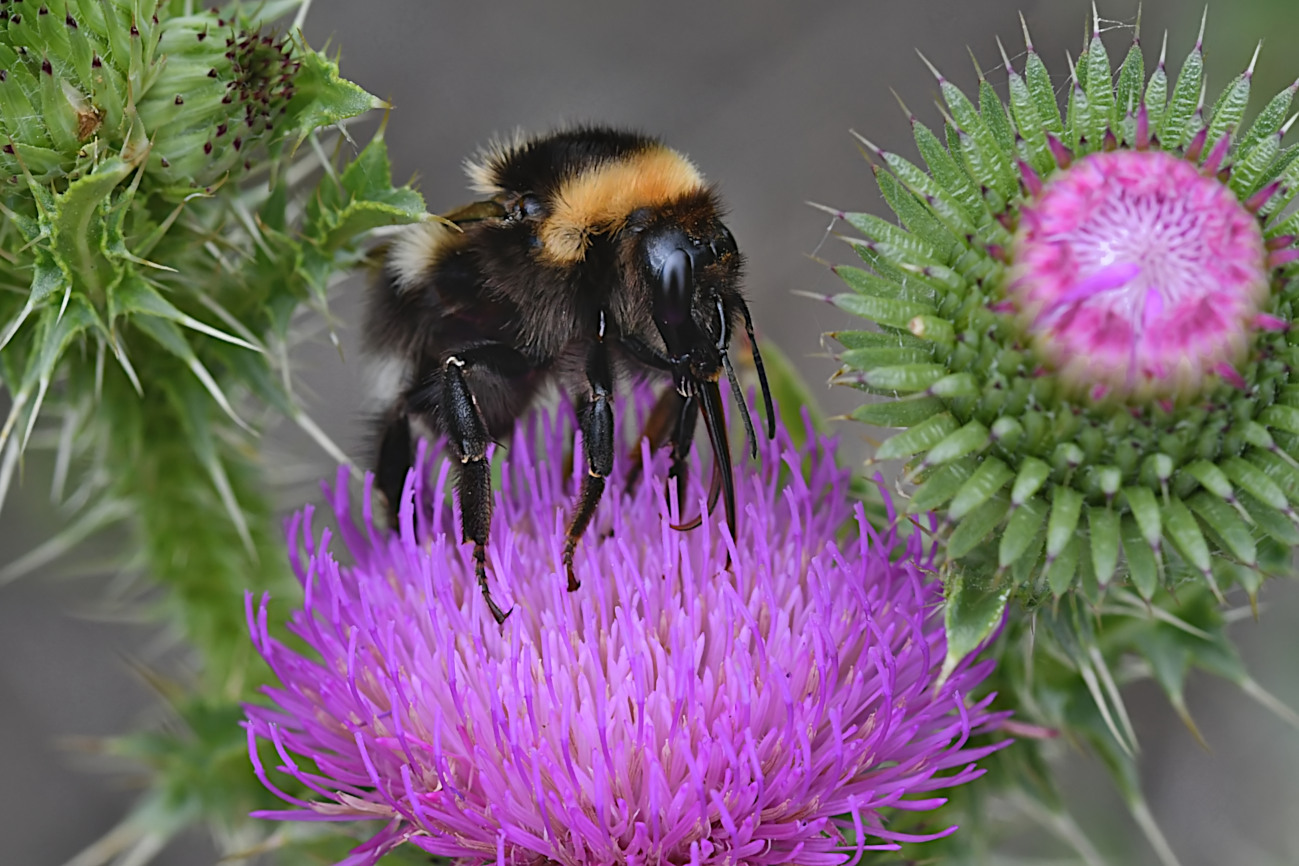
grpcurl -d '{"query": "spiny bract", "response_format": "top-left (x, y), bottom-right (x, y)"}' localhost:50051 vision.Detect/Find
top-left (824, 11), bottom-right (1299, 607)
top-left (0, 0), bottom-right (412, 518)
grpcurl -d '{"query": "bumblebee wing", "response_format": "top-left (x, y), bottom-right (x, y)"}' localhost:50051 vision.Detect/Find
top-left (441, 199), bottom-right (508, 225)
top-left (365, 198), bottom-right (507, 356)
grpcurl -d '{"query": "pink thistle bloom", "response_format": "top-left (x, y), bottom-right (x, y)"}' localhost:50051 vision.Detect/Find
top-left (1009, 149), bottom-right (1270, 401)
top-left (243, 397), bottom-right (1008, 866)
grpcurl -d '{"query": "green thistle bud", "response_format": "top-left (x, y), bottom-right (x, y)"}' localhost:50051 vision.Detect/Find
top-left (1, 2), bottom-right (425, 859)
top-left (0, 0), bottom-right (350, 188)
top-left (0, 0), bottom-right (413, 509)
top-left (828, 10), bottom-right (1299, 611)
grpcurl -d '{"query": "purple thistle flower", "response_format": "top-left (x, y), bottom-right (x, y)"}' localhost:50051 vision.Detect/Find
top-left (243, 395), bottom-right (1008, 866)
top-left (1009, 149), bottom-right (1270, 400)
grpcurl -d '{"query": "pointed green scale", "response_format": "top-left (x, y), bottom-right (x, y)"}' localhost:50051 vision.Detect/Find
top-left (1162, 496), bottom-right (1213, 579)
top-left (846, 242), bottom-right (949, 294)
top-left (1261, 159), bottom-right (1299, 221)
top-left (830, 293), bottom-right (935, 329)
top-left (1065, 67), bottom-right (1085, 151)
top-left (1222, 456), bottom-right (1291, 513)
top-left (832, 328), bottom-right (927, 350)
top-left (1241, 421), bottom-right (1281, 454)
top-left (1230, 131), bottom-right (1281, 197)
top-left (1144, 53), bottom-right (1169, 137)
top-left (928, 372), bottom-right (980, 398)
top-left (1162, 38), bottom-right (1204, 145)
top-left (1183, 459), bottom-right (1237, 501)
top-left (839, 346), bottom-right (933, 370)
top-left (1236, 80), bottom-right (1298, 157)
top-left (875, 412), bottom-right (958, 461)
top-left (1046, 485), bottom-right (1084, 560)
top-left (923, 419), bottom-right (990, 467)
top-left (901, 315), bottom-right (951, 346)
top-left (903, 261), bottom-right (964, 294)
top-left (1124, 486), bottom-right (1163, 552)
top-left (1000, 496), bottom-right (1047, 569)
top-left (1216, 559), bottom-right (1265, 604)
top-left (1205, 62), bottom-right (1254, 152)
top-left (1248, 449), bottom-right (1299, 502)
top-left (1011, 456), bottom-right (1051, 506)
top-left (949, 457), bottom-right (1015, 521)
top-left (938, 78), bottom-right (1017, 199)
top-left (1187, 491), bottom-right (1258, 565)
top-left (859, 363), bottom-right (950, 393)
top-left (844, 213), bottom-right (944, 266)
top-left (882, 146), bottom-right (980, 235)
top-left (1114, 40), bottom-right (1146, 123)
top-left (909, 459), bottom-right (975, 513)
top-left (850, 396), bottom-right (946, 428)
top-left (1047, 535), bottom-right (1081, 595)
top-left (911, 120), bottom-right (987, 222)
top-left (0, 67), bottom-right (43, 145)
top-left (990, 416), bottom-right (1024, 452)
top-left (953, 128), bottom-right (1012, 202)
top-left (979, 75), bottom-right (1016, 156)
top-left (1005, 62), bottom-right (1053, 176)
top-left (1259, 404), bottom-right (1299, 437)
top-left (834, 265), bottom-right (933, 305)
top-left (1120, 514), bottom-right (1161, 599)
top-left (65, 12), bottom-right (99, 85)
top-left (1089, 506), bottom-right (1122, 585)
top-left (872, 168), bottom-right (961, 262)
top-left (1024, 43), bottom-right (1065, 137)
top-left (1083, 30), bottom-right (1116, 142)
top-left (1239, 493), bottom-right (1299, 545)
top-left (949, 494), bottom-right (1011, 559)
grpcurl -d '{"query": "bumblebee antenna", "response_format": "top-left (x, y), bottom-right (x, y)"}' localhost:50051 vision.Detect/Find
top-left (736, 297), bottom-right (776, 439)
top-left (717, 299), bottom-right (759, 460)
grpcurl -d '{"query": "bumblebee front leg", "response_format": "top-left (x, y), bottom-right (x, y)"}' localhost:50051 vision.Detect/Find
top-left (563, 318), bottom-right (615, 591)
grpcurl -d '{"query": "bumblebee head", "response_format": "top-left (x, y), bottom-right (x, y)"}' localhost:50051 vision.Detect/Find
top-left (466, 126), bottom-right (774, 454)
top-left (636, 212), bottom-right (739, 393)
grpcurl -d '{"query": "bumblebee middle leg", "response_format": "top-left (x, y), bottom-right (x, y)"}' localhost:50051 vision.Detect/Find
top-left (563, 319), bottom-right (616, 590)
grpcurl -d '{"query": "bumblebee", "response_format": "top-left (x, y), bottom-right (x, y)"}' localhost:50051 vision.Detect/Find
top-left (365, 125), bottom-right (774, 622)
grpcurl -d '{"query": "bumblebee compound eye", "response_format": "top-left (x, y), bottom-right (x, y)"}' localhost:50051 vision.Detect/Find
top-left (711, 223), bottom-right (738, 258)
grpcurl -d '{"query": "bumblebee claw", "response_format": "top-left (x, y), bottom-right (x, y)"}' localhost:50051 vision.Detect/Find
top-left (475, 547), bottom-right (511, 624)
top-left (562, 544), bottom-right (583, 592)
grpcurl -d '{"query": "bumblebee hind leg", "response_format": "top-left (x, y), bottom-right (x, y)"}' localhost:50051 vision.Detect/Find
top-left (437, 354), bottom-right (511, 623)
top-left (392, 343), bottom-right (534, 625)
top-left (374, 409), bottom-right (415, 529)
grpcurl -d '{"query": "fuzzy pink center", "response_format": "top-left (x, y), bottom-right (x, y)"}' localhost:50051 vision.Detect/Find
top-left (1009, 149), bottom-right (1268, 400)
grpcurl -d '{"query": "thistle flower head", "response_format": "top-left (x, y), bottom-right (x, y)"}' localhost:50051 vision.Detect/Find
top-left (826, 10), bottom-right (1299, 611)
top-left (1011, 148), bottom-right (1269, 400)
top-left (244, 396), bottom-right (1007, 866)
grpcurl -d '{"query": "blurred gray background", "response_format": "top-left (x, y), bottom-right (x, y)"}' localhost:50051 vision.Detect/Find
top-left (3, 1), bottom-right (1299, 863)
